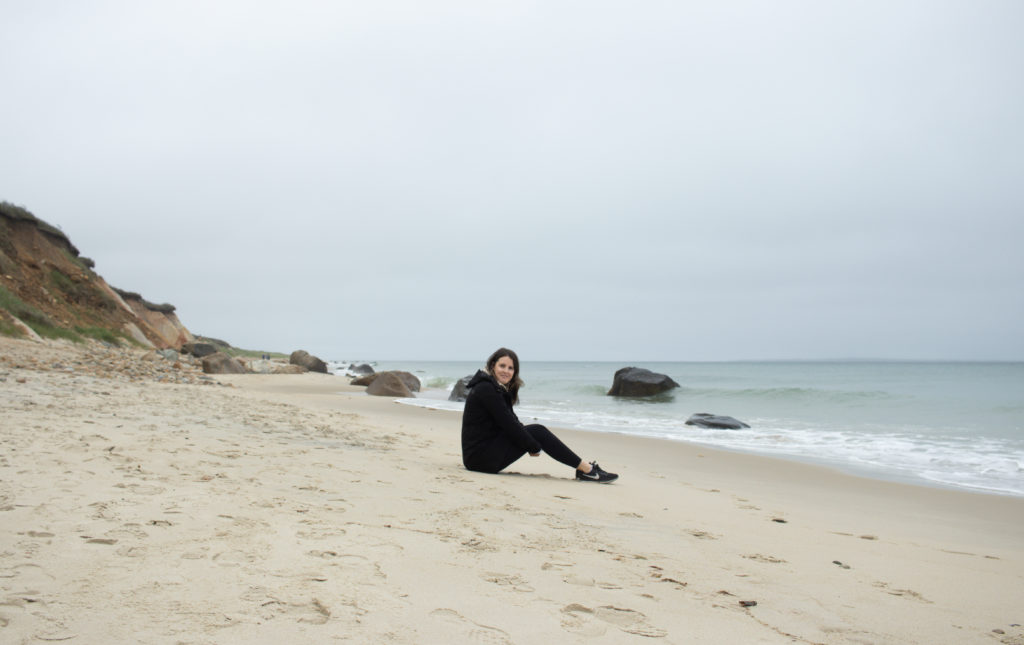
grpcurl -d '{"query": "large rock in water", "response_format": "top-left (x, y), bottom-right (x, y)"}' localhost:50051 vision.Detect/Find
top-left (686, 413), bottom-right (750, 429)
top-left (366, 372), bottom-right (413, 397)
top-left (607, 367), bottom-right (680, 397)
top-left (448, 374), bottom-right (474, 402)
top-left (290, 349), bottom-right (328, 374)
top-left (201, 352), bottom-right (247, 374)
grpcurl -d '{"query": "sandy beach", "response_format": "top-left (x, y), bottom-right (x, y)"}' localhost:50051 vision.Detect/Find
top-left (2, 338), bottom-right (1022, 644)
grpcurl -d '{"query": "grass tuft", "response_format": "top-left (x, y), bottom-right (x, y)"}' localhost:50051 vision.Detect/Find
top-left (0, 314), bottom-right (27, 338)
top-left (49, 268), bottom-right (75, 295)
top-left (30, 323), bottom-right (83, 343)
top-left (74, 326), bottom-right (123, 345)
top-left (0, 285), bottom-right (78, 340)
top-left (0, 285), bottom-right (51, 326)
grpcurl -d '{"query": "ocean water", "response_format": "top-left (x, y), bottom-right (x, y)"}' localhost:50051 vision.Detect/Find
top-left (331, 360), bottom-right (1024, 497)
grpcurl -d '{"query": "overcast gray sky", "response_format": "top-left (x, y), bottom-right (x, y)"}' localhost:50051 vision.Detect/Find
top-left (2, 1), bottom-right (1022, 361)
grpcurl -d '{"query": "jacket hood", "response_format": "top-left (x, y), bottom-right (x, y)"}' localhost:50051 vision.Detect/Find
top-left (467, 369), bottom-right (494, 389)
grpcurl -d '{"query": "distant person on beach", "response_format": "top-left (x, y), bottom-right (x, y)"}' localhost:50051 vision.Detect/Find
top-left (461, 348), bottom-right (619, 483)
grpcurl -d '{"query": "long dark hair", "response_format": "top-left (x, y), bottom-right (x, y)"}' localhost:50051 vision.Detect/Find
top-left (486, 347), bottom-right (524, 405)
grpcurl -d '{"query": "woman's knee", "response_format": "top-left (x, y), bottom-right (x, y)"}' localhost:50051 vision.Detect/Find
top-left (524, 424), bottom-right (554, 441)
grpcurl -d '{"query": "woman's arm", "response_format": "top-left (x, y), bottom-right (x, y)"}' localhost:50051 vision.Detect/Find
top-left (473, 382), bottom-right (543, 454)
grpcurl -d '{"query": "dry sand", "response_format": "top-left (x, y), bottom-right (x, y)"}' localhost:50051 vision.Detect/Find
top-left (2, 337), bottom-right (1022, 644)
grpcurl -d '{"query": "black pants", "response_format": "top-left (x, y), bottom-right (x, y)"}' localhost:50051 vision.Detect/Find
top-left (474, 424), bottom-right (582, 474)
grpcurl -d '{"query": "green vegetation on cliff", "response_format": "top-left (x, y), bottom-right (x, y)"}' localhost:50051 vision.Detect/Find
top-left (0, 284), bottom-right (137, 345)
top-left (0, 284), bottom-right (56, 332)
top-left (0, 315), bottom-right (24, 338)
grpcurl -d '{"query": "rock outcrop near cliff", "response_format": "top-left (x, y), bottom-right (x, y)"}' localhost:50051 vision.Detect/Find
top-left (0, 201), bottom-right (193, 349)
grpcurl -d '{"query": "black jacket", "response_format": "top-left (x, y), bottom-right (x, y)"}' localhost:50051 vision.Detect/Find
top-left (461, 370), bottom-right (542, 470)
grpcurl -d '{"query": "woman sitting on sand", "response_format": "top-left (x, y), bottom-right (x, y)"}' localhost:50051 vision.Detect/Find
top-left (461, 348), bottom-right (618, 483)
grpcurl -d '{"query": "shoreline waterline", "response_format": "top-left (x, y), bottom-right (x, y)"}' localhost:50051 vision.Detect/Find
top-left (394, 393), bottom-right (1024, 499)
top-left (339, 359), bottom-right (1024, 499)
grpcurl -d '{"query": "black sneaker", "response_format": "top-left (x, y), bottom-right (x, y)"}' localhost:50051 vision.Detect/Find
top-left (576, 461), bottom-right (618, 483)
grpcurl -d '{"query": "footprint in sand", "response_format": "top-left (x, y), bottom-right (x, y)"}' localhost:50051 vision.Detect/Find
top-left (306, 552), bottom-right (386, 581)
top-left (734, 496), bottom-right (762, 511)
top-left (648, 566), bottom-right (688, 589)
top-left (88, 502), bottom-right (118, 521)
top-left (0, 563), bottom-right (54, 587)
top-left (107, 524), bottom-right (149, 539)
top-left (429, 608), bottom-right (513, 644)
top-left (562, 574), bottom-right (623, 590)
top-left (743, 553), bottom-right (787, 564)
top-left (482, 572), bottom-right (535, 592)
top-left (296, 526), bottom-right (347, 540)
top-left (256, 597), bottom-right (331, 625)
top-left (872, 582), bottom-right (932, 603)
top-left (563, 574), bottom-right (595, 587)
top-left (561, 603), bottom-right (667, 638)
top-left (212, 549), bottom-right (254, 566)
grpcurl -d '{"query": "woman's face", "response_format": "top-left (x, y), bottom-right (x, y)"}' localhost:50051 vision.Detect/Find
top-left (492, 355), bottom-right (515, 386)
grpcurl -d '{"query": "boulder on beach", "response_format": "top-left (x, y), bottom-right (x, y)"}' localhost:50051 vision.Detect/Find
top-left (349, 363), bottom-right (375, 376)
top-left (201, 352), bottom-right (247, 374)
top-left (351, 373), bottom-right (378, 386)
top-left (181, 342), bottom-right (218, 358)
top-left (290, 349), bottom-right (328, 374)
top-left (366, 372), bottom-right (413, 397)
top-left (393, 371), bottom-right (421, 393)
top-left (448, 374), bottom-right (474, 402)
top-left (353, 370), bottom-right (420, 392)
top-left (607, 367), bottom-right (680, 397)
top-left (246, 358), bottom-right (302, 374)
top-left (686, 413), bottom-right (750, 429)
